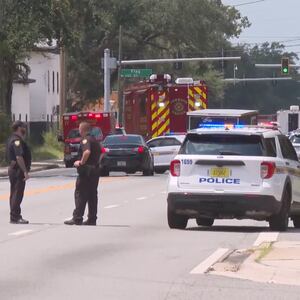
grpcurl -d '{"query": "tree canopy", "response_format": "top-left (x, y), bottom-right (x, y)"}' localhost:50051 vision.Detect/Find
top-left (0, 0), bottom-right (249, 114)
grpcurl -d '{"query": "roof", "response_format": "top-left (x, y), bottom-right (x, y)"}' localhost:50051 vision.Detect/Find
top-left (187, 109), bottom-right (258, 117)
top-left (148, 134), bottom-right (185, 142)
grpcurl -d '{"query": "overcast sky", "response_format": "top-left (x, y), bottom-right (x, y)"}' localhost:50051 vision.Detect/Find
top-left (222, 0), bottom-right (300, 59)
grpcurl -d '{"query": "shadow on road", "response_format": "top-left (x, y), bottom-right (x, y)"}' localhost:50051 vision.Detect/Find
top-left (187, 225), bottom-right (273, 233)
top-left (29, 222), bottom-right (131, 228)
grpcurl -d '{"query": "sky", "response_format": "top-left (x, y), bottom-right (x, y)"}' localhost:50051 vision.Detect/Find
top-left (222, 0), bottom-right (300, 60)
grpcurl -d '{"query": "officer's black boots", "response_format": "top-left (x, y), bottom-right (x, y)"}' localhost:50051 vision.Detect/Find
top-left (82, 219), bottom-right (97, 226)
top-left (64, 218), bottom-right (83, 225)
top-left (10, 218), bottom-right (29, 224)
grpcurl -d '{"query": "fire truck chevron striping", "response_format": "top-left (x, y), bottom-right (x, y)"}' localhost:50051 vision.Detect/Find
top-left (151, 91), bottom-right (171, 138)
top-left (124, 74), bottom-right (208, 139)
top-left (188, 86), bottom-right (207, 111)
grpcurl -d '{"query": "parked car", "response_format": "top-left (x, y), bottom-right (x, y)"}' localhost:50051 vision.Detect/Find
top-left (289, 131), bottom-right (300, 159)
top-left (101, 134), bottom-right (154, 176)
top-left (147, 134), bottom-right (185, 174)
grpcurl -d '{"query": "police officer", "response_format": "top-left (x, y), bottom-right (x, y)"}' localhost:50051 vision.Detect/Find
top-left (65, 122), bottom-right (101, 226)
top-left (6, 121), bottom-right (31, 224)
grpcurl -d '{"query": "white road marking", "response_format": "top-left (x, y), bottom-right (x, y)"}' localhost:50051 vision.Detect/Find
top-left (8, 229), bottom-right (33, 236)
top-left (104, 205), bottom-right (120, 209)
top-left (136, 196), bottom-right (147, 201)
top-left (190, 248), bottom-right (229, 274)
top-left (253, 232), bottom-right (279, 247)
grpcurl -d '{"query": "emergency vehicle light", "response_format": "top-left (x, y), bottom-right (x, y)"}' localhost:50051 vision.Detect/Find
top-left (71, 115), bottom-right (78, 121)
top-left (158, 102), bottom-right (165, 108)
top-left (95, 114), bottom-right (102, 119)
top-left (195, 102), bottom-right (201, 107)
top-left (88, 113), bottom-right (94, 118)
top-left (198, 123), bottom-right (245, 129)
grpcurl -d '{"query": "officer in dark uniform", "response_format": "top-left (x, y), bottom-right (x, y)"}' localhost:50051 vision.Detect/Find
top-left (65, 122), bottom-right (101, 226)
top-left (6, 121), bottom-right (31, 224)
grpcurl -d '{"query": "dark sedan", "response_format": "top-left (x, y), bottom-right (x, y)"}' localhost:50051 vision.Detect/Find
top-left (100, 135), bottom-right (154, 176)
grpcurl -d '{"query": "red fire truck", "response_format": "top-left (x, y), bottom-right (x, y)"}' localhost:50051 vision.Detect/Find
top-left (124, 74), bottom-right (208, 139)
top-left (60, 111), bottom-right (116, 167)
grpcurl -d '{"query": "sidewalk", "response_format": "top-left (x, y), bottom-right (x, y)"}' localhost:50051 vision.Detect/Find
top-left (209, 240), bottom-right (300, 286)
top-left (0, 160), bottom-right (63, 177)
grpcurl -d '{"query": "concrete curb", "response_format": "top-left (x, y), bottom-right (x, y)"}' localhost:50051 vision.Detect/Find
top-left (0, 164), bottom-right (60, 178)
top-left (210, 241), bottom-right (300, 286)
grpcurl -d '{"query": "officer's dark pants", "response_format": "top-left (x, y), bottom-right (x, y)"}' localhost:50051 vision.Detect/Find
top-left (8, 168), bottom-right (25, 221)
top-left (73, 174), bottom-right (99, 222)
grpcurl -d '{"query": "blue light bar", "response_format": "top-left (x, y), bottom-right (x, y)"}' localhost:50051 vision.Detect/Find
top-left (198, 123), bottom-right (245, 129)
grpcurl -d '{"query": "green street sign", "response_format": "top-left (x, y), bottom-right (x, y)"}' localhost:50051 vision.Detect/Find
top-left (121, 69), bottom-right (152, 78)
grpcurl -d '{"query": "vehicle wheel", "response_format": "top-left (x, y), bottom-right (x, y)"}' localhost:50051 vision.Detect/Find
top-left (269, 188), bottom-right (291, 232)
top-left (100, 169), bottom-right (109, 177)
top-left (167, 206), bottom-right (188, 229)
top-left (196, 217), bottom-right (214, 227)
top-left (155, 168), bottom-right (166, 174)
top-left (292, 216), bottom-right (300, 228)
top-left (65, 161), bottom-right (73, 168)
top-left (126, 171), bottom-right (135, 174)
top-left (143, 167), bottom-right (154, 176)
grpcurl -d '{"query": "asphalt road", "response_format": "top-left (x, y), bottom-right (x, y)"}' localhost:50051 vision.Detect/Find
top-left (0, 168), bottom-right (300, 300)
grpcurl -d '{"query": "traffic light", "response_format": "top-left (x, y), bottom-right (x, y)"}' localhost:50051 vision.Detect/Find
top-left (281, 57), bottom-right (289, 75)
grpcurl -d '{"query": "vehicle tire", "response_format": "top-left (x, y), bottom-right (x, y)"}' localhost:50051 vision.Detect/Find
top-left (269, 188), bottom-right (291, 232)
top-left (143, 165), bottom-right (154, 176)
top-left (196, 217), bottom-right (214, 227)
top-left (65, 161), bottom-right (73, 168)
top-left (100, 169), bottom-right (109, 177)
top-left (155, 168), bottom-right (166, 174)
top-left (126, 170), bottom-right (136, 175)
top-left (167, 206), bottom-right (188, 229)
top-left (292, 216), bottom-right (300, 228)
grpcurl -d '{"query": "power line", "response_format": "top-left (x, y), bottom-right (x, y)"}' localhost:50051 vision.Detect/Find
top-left (232, 0), bottom-right (266, 7)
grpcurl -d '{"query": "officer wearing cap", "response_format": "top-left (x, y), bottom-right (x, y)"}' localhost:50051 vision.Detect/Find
top-left (65, 122), bottom-right (101, 226)
top-left (6, 121), bottom-right (31, 224)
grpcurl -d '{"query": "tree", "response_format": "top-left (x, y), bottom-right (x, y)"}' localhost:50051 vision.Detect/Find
top-left (65, 0), bottom-right (249, 109)
top-left (222, 43), bottom-right (300, 113)
top-left (0, 0), bottom-right (74, 115)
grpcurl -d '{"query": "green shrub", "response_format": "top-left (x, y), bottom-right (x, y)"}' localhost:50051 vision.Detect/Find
top-left (32, 130), bottom-right (63, 161)
top-left (42, 130), bottom-right (63, 152)
top-left (0, 144), bottom-right (6, 166)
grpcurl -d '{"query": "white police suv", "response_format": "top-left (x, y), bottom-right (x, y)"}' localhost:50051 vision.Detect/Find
top-left (167, 124), bottom-right (300, 231)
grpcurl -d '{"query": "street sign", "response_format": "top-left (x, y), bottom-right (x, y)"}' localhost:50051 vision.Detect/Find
top-left (121, 69), bottom-right (152, 78)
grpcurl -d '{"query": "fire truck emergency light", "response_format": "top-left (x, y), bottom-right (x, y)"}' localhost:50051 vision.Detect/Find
top-left (195, 102), bottom-right (201, 107)
top-left (158, 102), bottom-right (165, 107)
top-left (71, 115), bottom-right (78, 121)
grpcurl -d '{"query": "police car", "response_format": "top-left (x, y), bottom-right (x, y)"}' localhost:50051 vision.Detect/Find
top-left (289, 130), bottom-right (300, 159)
top-left (167, 124), bottom-right (300, 231)
top-left (147, 134), bottom-right (185, 174)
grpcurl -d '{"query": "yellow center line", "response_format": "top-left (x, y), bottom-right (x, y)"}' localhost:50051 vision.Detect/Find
top-left (0, 177), bottom-right (128, 201)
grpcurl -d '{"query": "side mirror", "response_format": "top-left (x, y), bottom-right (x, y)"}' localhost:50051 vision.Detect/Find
top-left (57, 134), bottom-right (64, 142)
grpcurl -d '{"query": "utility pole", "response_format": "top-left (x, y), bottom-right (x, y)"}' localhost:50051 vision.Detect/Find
top-left (59, 45), bottom-right (66, 131)
top-left (117, 26), bottom-right (123, 125)
top-left (104, 48), bottom-right (111, 112)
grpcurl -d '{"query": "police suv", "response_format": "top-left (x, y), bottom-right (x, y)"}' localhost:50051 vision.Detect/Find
top-left (167, 124), bottom-right (300, 231)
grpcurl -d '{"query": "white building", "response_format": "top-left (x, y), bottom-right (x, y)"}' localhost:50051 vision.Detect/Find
top-left (12, 42), bottom-right (61, 142)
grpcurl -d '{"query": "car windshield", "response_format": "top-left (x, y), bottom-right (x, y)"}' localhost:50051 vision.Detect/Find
top-left (290, 135), bottom-right (300, 144)
top-left (180, 134), bottom-right (264, 156)
top-left (68, 127), bottom-right (103, 139)
top-left (104, 135), bottom-right (143, 145)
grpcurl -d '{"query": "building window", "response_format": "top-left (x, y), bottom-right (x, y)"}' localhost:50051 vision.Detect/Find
top-left (57, 72), bottom-right (59, 94)
top-left (52, 71), bottom-right (55, 93)
top-left (48, 71), bottom-right (50, 93)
